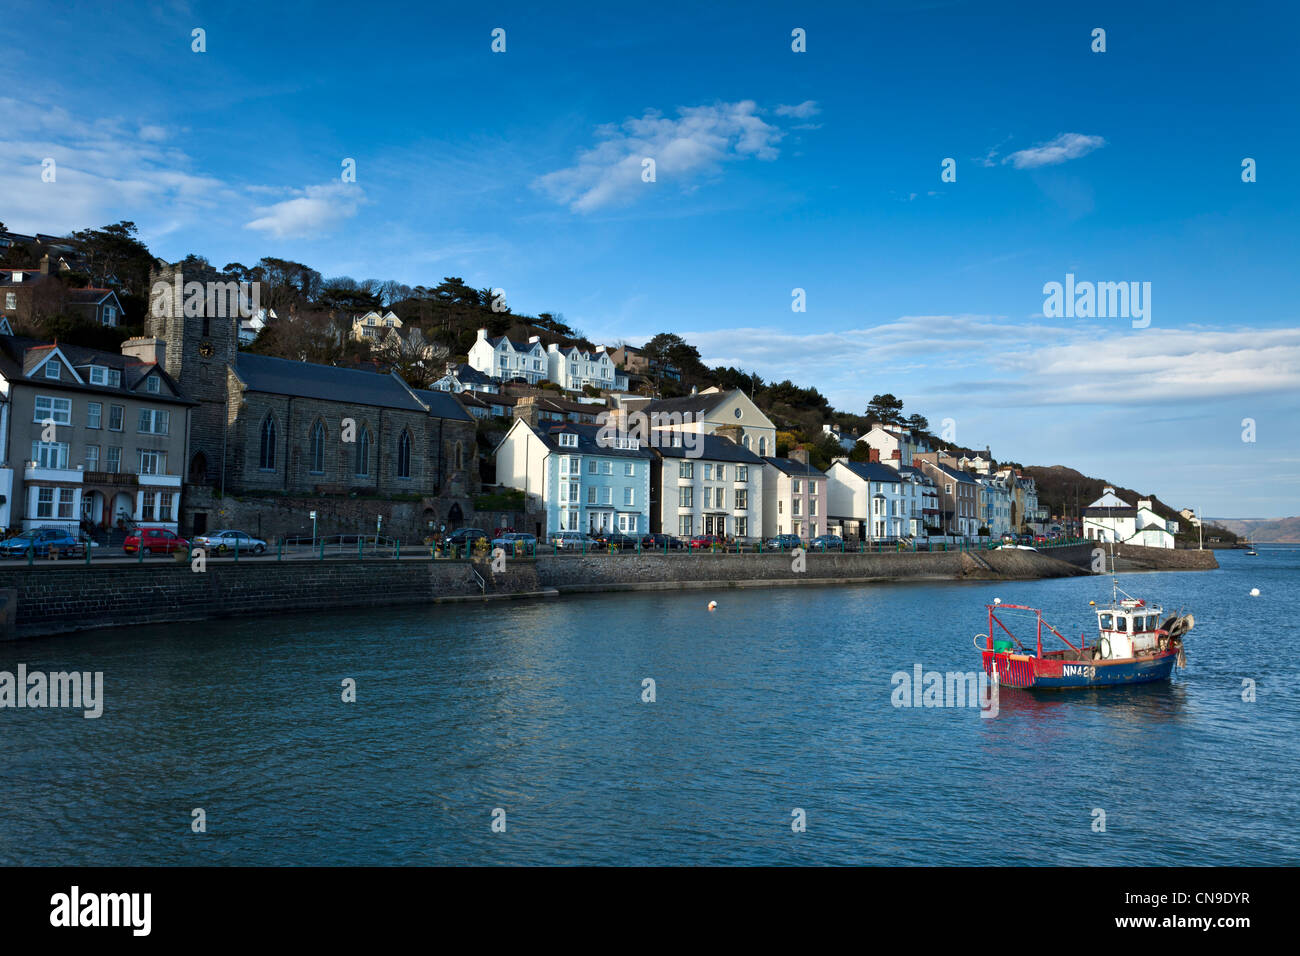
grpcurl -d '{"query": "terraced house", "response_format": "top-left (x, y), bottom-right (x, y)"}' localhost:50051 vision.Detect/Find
top-left (494, 419), bottom-right (652, 538)
top-left (761, 450), bottom-right (827, 540)
top-left (0, 333), bottom-right (194, 533)
top-left (650, 430), bottom-right (765, 540)
top-left (467, 328), bottom-right (548, 384)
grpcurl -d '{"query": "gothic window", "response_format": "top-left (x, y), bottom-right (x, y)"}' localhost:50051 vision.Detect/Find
top-left (259, 414), bottom-right (276, 470)
top-left (310, 421), bottom-right (326, 474)
top-left (356, 427), bottom-right (372, 476)
top-left (397, 430), bottom-right (411, 479)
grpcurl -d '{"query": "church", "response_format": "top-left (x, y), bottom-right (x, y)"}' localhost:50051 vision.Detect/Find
top-left (142, 262), bottom-right (479, 539)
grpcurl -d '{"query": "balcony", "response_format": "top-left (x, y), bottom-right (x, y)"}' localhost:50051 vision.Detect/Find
top-left (24, 463), bottom-right (84, 483)
top-left (84, 470), bottom-right (137, 486)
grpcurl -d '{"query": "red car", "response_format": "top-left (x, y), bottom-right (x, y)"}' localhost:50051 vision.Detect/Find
top-left (688, 534), bottom-right (725, 550)
top-left (123, 527), bottom-right (190, 555)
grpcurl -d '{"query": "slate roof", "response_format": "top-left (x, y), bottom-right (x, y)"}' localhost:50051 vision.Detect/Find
top-left (0, 334), bottom-right (193, 404)
top-left (446, 363), bottom-right (493, 387)
top-left (654, 433), bottom-right (764, 463)
top-left (928, 461), bottom-right (978, 484)
top-left (234, 352), bottom-right (427, 411)
top-left (530, 422), bottom-right (654, 459)
top-left (410, 388), bottom-right (475, 422)
top-left (763, 456), bottom-right (826, 478)
top-left (641, 391), bottom-right (732, 419)
top-left (833, 460), bottom-right (905, 483)
top-left (487, 335), bottom-right (542, 352)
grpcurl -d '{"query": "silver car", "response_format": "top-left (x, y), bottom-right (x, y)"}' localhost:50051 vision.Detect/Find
top-left (193, 529), bottom-right (268, 554)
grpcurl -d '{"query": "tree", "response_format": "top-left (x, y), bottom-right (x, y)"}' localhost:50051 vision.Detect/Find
top-left (905, 413), bottom-right (929, 434)
top-left (867, 393), bottom-right (905, 425)
top-left (67, 221), bottom-right (154, 293)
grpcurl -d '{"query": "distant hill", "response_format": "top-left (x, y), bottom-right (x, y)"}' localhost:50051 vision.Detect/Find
top-left (1207, 517), bottom-right (1300, 543)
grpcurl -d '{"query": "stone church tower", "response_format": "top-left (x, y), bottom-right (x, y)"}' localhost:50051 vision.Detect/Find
top-left (145, 261), bottom-right (241, 485)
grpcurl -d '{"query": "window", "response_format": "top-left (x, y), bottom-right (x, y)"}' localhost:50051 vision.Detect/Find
top-left (569, 482), bottom-right (580, 503)
top-left (778, 501), bottom-right (784, 515)
top-left (4, 292), bottom-right (14, 310)
top-left (109, 405), bottom-right (124, 431)
top-left (601, 487), bottom-right (612, 505)
top-left (259, 415), bottom-right (277, 470)
top-left (87, 403), bottom-right (102, 429)
top-left (716, 488), bottom-right (726, 509)
top-left (558, 432), bottom-right (577, 448)
top-left (679, 486), bottom-right (693, 508)
top-left (736, 465), bottom-right (748, 482)
top-left (811, 498), bottom-right (818, 516)
top-left (141, 492), bottom-right (157, 521)
top-left (602, 461), bottom-right (612, 475)
top-left (736, 517), bottom-right (747, 537)
top-left (138, 449), bottom-right (166, 475)
top-left (624, 487), bottom-right (634, 506)
top-left (158, 493), bottom-right (174, 522)
top-left (355, 428), bottom-right (371, 476)
top-left (397, 430), bottom-right (412, 479)
top-left (85, 445), bottom-right (99, 471)
top-left (678, 515), bottom-right (693, 537)
top-left (310, 421), bottom-right (325, 474)
top-left (103, 306), bottom-right (117, 326)
top-left (809, 482), bottom-right (818, 495)
top-left (109, 369), bottom-right (121, 388)
top-left (743, 436), bottom-right (751, 450)
top-left (793, 499), bottom-right (802, 516)
top-left (34, 395), bottom-right (72, 425)
top-left (717, 465), bottom-right (726, 482)
top-left (36, 487), bottom-right (54, 518)
top-left (703, 464), bottom-right (713, 480)
top-left (32, 441), bottom-right (69, 469)
top-left (587, 486), bottom-right (597, 504)
top-left (45, 360), bottom-right (60, 379)
top-left (106, 447), bottom-right (121, 473)
top-left (138, 408), bottom-right (170, 434)
top-left (585, 458), bottom-right (596, 474)
top-left (624, 462), bottom-right (635, 477)
top-left (792, 479), bottom-right (801, 494)
top-left (679, 461), bottom-right (693, 479)
top-left (146, 376), bottom-right (160, 394)
top-left (89, 366), bottom-right (108, 385)
top-left (758, 438), bottom-right (767, 456)
top-left (735, 489), bottom-right (748, 509)
top-left (946, 483), bottom-right (954, 494)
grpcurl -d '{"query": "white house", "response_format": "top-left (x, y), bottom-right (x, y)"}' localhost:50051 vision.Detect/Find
top-left (857, 423), bottom-right (931, 470)
top-left (468, 328), bottom-right (547, 384)
top-left (826, 459), bottom-right (932, 542)
top-left (652, 433), bottom-right (764, 541)
top-left (761, 451), bottom-right (827, 540)
top-left (1083, 487), bottom-right (1176, 548)
top-left (431, 362), bottom-right (498, 394)
top-left (976, 474), bottom-right (1014, 537)
top-left (546, 343), bottom-right (616, 392)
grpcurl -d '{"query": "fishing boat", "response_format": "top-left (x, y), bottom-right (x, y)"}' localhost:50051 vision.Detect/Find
top-left (975, 595), bottom-right (1191, 689)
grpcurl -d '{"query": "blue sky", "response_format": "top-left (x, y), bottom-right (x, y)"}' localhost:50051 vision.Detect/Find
top-left (2, 0), bottom-right (1297, 516)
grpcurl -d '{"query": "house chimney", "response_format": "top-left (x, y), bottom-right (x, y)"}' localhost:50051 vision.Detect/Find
top-left (39, 254), bottom-right (52, 275)
top-left (476, 328), bottom-right (488, 340)
top-left (121, 336), bottom-right (166, 367)
top-left (1137, 499), bottom-right (1152, 510)
top-left (547, 342), bottom-right (558, 353)
top-left (715, 424), bottom-right (743, 446)
top-left (514, 395), bottom-right (540, 427)
top-left (868, 448), bottom-right (880, 463)
top-left (528, 335), bottom-right (541, 345)
top-left (790, 447), bottom-right (809, 465)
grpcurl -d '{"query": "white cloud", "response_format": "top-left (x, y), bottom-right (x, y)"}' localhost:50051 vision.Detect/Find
top-left (1004, 133), bottom-right (1105, 169)
top-left (774, 100), bottom-right (820, 119)
top-left (534, 100), bottom-right (785, 213)
top-left (244, 183), bottom-right (365, 239)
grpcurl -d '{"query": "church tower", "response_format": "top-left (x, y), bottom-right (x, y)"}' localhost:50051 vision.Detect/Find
top-left (145, 261), bottom-right (241, 485)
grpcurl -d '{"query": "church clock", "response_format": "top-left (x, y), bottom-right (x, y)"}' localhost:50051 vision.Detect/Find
top-left (198, 340), bottom-right (215, 358)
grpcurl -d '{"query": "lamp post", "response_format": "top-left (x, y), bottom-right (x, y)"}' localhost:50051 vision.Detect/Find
top-left (310, 510), bottom-right (317, 550)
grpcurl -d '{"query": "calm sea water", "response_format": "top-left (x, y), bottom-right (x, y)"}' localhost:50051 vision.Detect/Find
top-left (1, 548), bottom-right (1296, 866)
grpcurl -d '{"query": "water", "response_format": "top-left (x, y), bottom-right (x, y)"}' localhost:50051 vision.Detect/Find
top-left (1, 548), bottom-right (1296, 865)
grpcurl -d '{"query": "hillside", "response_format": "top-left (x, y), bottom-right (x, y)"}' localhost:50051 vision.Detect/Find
top-left (1207, 516), bottom-right (1300, 543)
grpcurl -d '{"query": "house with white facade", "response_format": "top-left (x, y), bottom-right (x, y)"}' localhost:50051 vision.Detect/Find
top-left (826, 459), bottom-right (932, 542)
top-left (976, 474), bottom-right (1014, 537)
top-left (858, 423), bottom-right (931, 469)
top-left (761, 450), bottom-right (827, 540)
top-left (431, 362), bottom-right (498, 394)
top-left (494, 419), bottom-right (653, 537)
top-left (1083, 487), bottom-right (1177, 548)
top-left (546, 343), bottom-right (616, 392)
top-left (467, 328), bottom-right (548, 384)
top-left (651, 432), bottom-right (764, 541)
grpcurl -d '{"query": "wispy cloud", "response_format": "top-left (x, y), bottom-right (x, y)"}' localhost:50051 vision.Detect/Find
top-left (244, 183), bottom-right (365, 239)
top-left (534, 100), bottom-right (787, 213)
top-left (1003, 133), bottom-right (1106, 169)
top-left (774, 100), bottom-right (820, 119)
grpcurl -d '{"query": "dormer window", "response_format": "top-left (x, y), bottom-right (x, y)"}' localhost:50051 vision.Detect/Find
top-left (89, 366), bottom-right (108, 385)
top-left (109, 369), bottom-right (121, 388)
top-left (557, 432), bottom-right (578, 448)
top-left (44, 360), bottom-right (60, 379)
top-left (146, 376), bottom-right (161, 394)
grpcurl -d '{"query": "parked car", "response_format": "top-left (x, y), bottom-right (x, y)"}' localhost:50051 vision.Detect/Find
top-left (1033, 534), bottom-right (1048, 544)
top-left (688, 534), bottom-right (726, 550)
top-left (193, 529), bottom-right (267, 554)
top-left (764, 534), bottom-right (803, 550)
top-left (123, 527), bottom-right (190, 555)
top-left (548, 531), bottom-right (600, 551)
top-left (809, 534), bottom-right (844, 551)
top-left (0, 527), bottom-right (85, 558)
top-left (445, 528), bottom-right (489, 548)
top-left (592, 532), bottom-right (641, 551)
top-left (491, 532), bottom-right (537, 553)
top-left (640, 533), bottom-right (684, 551)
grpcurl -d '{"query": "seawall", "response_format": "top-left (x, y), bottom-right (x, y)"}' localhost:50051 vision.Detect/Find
top-left (1, 548), bottom-right (1091, 640)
